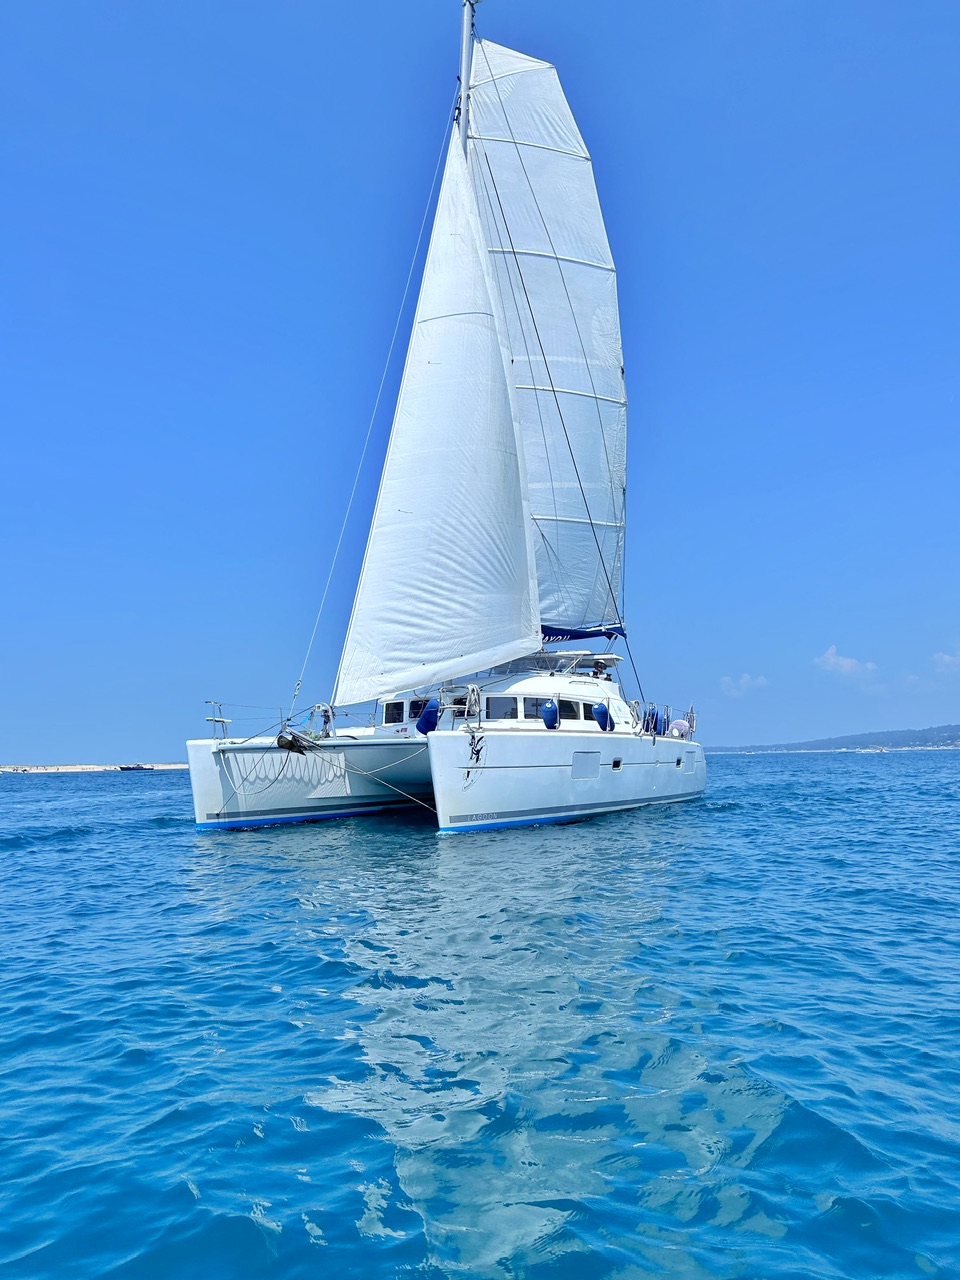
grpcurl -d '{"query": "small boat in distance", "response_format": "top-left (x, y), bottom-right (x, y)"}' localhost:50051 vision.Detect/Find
top-left (187, 1), bottom-right (707, 832)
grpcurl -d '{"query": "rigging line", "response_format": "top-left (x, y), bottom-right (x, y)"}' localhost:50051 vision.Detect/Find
top-left (474, 43), bottom-right (624, 592)
top-left (233, 719), bottom-right (285, 747)
top-left (340, 756), bottom-right (436, 813)
top-left (217, 702), bottom-right (302, 713)
top-left (339, 743), bottom-right (428, 775)
top-left (475, 148), bottom-right (644, 704)
top-left (287, 88), bottom-right (459, 722)
top-left (215, 747), bottom-right (293, 815)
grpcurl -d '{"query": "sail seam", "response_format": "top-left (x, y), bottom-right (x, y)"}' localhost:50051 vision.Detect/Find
top-left (487, 247), bottom-right (613, 272)
top-left (469, 134), bottom-right (589, 161)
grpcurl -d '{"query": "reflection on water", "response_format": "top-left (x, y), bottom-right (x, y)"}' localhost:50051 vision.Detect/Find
top-left (259, 817), bottom-right (787, 1274)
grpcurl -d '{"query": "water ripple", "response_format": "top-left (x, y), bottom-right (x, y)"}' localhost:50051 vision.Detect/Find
top-left (0, 757), bottom-right (958, 1277)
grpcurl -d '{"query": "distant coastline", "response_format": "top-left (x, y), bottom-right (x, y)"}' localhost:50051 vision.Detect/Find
top-left (708, 724), bottom-right (960, 754)
top-left (6, 725), bottom-right (960, 768)
top-left (1, 763), bottom-right (188, 774)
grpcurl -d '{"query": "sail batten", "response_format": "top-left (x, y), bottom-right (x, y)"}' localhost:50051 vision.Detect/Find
top-left (487, 247), bottom-right (614, 272)
top-left (516, 385), bottom-right (626, 406)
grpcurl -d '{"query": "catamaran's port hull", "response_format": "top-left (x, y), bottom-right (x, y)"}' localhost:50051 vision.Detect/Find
top-left (186, 737), bottom-right (433, 831)
top-left (427, 729), bottom-right (706, 832)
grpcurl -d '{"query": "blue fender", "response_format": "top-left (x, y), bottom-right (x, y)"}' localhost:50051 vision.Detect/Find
top-left (416, 697), bottom-right (441, 735)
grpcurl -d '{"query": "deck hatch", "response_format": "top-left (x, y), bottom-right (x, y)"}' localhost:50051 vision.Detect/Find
top-left (571, 751), bottom-right (601, 780)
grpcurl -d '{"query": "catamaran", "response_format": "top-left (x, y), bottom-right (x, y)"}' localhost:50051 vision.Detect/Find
top-left (187, 1), bottom-right (707, 833)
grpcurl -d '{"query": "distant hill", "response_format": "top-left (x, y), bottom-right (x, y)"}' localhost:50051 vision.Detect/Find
top-left (709, 724), bottom-right (960, 753)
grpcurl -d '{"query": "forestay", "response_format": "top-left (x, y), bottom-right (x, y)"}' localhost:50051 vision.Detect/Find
top-left (467, 40), bottom-right (627, 636)
top-left (333, 139), bottom-right (541, 708)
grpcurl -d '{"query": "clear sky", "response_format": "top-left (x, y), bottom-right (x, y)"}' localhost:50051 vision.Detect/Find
top-left (3, 0), bottom-right (959, 762)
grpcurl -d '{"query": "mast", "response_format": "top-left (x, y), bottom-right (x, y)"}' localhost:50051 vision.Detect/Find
top-left (458, 0), bottom-right (477, 153)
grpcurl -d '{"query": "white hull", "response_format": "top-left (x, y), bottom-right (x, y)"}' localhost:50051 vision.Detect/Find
top-left (187, 730), bottom-right (705, 834)
top-left (189, 657), bottom-right (706, 833)
top-left (428, 727), bottom-right (706, 832)
top-left (186, 736), bottom-right (433, 830)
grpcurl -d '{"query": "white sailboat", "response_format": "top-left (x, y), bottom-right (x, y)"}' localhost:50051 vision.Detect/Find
top-left (187, 2), bottom-right (706, 833)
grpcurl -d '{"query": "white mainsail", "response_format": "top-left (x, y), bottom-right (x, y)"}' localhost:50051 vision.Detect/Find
top-left (468, 40), bottom-right (627, 636)
top-left (333, 138), bottom-right (541, 708)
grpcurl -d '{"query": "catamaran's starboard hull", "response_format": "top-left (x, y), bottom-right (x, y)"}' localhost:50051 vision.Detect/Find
top-left (427, 729), bottom-right (706, 832)
top-left (186, 737), bottom-right (433, 830)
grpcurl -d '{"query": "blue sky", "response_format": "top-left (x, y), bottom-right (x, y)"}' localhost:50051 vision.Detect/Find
top-left (3, 0), bottom-right (958, 762)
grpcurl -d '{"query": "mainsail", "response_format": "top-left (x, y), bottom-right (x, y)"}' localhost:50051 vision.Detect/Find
top-left (333, 139), bottom-right (541, 708)
top-left (468, 40), bottom-right (627, 637)
top-left (334, 33), bottom-right (627, 706)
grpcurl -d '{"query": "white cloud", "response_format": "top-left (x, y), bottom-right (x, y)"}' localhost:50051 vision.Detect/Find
top-left (720, 673), bottom-right (768, 698)
top-left (815, 645), bottom-right (877, 677)
top-left (933, 648), bottom-right (960, 672)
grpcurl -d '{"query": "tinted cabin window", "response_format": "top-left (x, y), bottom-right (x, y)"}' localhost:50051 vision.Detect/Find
top-left (384, 701), bottom-right (403, 725)
top-left (559, 700), bottom-right (580, 721)
top-left (451, 696), bottom-right (467, 720)
top-left (408, 700), bottom-right (428, 721)
top-left (523, 697), bottom-right (549, 719)
top-left (486, 696), bottom-right (518, 720)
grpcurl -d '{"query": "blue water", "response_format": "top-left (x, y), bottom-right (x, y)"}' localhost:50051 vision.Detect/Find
top-left (1, 753), bottom-right (958, 1279)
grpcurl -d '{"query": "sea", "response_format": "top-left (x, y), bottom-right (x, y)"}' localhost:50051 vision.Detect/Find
top-left (1, 752), bottom-right (958, 1279)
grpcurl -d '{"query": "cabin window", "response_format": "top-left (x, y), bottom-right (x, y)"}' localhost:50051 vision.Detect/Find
top-left (486, 696), bottom-right (518, 720)
top-left (676, 757), bottom-right (683, 768)
top-left (612, 758), bottom-right (623, 771)
top-left (451, 696), bottom-right (467, 720)
top-left (559, 700), bottom-right (581, 720)
top-left (408, 699), bottom-right (428, 721)
top-left (384, 701), bottom-right (403, 725)
top-left (523, 697), bottom-right (549, 719)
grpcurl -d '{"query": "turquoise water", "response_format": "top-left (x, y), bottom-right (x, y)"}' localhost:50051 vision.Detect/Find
top-left (1, 753), bottom-right (958, 1278)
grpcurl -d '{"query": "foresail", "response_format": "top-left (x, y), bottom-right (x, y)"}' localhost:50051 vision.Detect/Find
top-left (468, 40), bottom-right (627, 636)
top-left (333, 138), bottom-right (541, 708)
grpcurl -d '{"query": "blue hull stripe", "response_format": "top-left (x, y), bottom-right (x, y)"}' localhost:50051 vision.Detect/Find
top-left (446, 792), bottom-right (702, 827)
top-left (197, 805), bottom-right (392, 831)
top-left (441, 793), bottom-right (701, 834)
